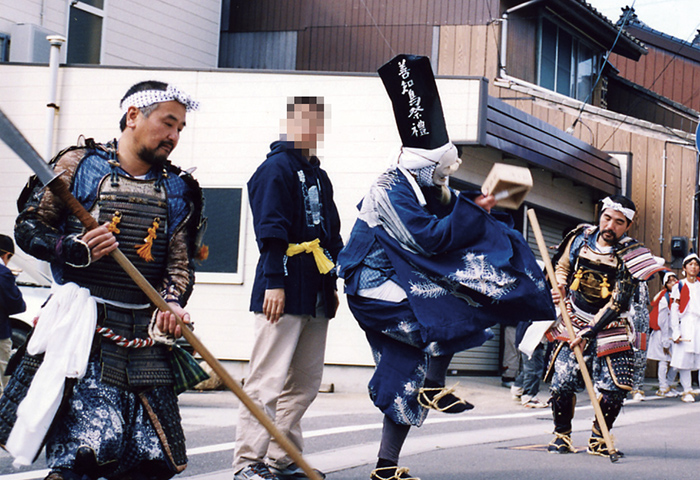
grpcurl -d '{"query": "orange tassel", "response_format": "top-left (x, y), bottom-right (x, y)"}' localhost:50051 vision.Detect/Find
top-left (107, 211), bottom-right (122, 234)
top-left (135, 218), bottom-right (160, 262)
top-left (196, 244), bottom-right (209, 261)
top-left (600, 277), bottom-right (611, 299)
top-left (570, 268), bottom-right (583, 291)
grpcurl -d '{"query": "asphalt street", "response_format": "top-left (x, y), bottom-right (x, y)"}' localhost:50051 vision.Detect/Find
top-left (1, 376), bottom-right (698, 480)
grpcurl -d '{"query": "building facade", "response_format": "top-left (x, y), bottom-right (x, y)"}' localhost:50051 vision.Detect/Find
top-left (1, 0), bottom-right (698, 379)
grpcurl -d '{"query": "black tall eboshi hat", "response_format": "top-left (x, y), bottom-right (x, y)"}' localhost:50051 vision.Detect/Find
top-left (378, 54), bottom-right (449, 150)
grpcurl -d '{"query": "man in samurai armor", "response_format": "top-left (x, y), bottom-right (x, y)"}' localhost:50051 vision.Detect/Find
top-left (0, 80), bottom-right (207, 480)
top-left (545, 194), bottom-right (666, 457)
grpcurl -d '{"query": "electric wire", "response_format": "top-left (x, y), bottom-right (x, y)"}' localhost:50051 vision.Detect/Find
top-left (598, 16), bottom-right (700, 148)
top-left (359, 0), bottom-right (396, 58)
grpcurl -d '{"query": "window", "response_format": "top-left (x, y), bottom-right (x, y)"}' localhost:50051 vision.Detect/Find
top-left (538, 17), bottom-right (599, 103)
top-left (0, 33), bottom-right (9, 62)
top-left (67, 0), bottom-right (105, 64)
top-left (195, 187), bottom-right (247, 284)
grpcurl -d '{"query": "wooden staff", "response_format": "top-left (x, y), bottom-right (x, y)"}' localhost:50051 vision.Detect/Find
top-left (48, 176), bottom-right (323, 480)
top-left (527, 209), bottom-right (620, 463)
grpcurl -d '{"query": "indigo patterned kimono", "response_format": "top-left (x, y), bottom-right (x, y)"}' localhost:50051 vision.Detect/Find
top-left (338, 166), bottom-right (554, 425)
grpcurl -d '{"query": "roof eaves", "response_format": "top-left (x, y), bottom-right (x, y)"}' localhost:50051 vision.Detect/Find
top-left (563, 0), bottom-right (648, 59)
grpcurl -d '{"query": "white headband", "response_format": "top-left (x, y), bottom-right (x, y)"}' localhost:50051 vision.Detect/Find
top-left (601, 197), bottom-right (635, 221)
top-left (120, 84), bottom-right (200, 114)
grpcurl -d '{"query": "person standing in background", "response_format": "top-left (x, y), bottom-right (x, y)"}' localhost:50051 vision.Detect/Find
top-left (629, 281), bottom-right (651, 401)
top-left (670, 254), bottom-right (700, 403)
top-left (233, 96), bottom-right (342, 480)
top-left (0, 234), bottom-right (25, 394)
top-left (648, 272), bottom-right (679, 397)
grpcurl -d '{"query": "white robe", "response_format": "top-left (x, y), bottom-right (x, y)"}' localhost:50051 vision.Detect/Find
top-left (670, 280), bottom-right (700, 370)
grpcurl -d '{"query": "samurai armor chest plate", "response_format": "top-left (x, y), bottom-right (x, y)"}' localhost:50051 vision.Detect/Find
top-left (63, 174), bottom-right (169, 304)
top-left (570, 245), bottom-right (618, 311)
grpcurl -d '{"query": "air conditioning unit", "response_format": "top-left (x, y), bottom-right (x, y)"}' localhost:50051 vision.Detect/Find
top-left (9, 23), bottom-right (60, 63)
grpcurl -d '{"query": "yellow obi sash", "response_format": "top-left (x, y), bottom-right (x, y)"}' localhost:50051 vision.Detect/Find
top-left (286, 238), bottom-right (335, 274)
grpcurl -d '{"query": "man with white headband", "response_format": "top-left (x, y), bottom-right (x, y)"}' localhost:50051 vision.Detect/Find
top-left (3, 80), bottom-right (206, 480)
top-left (338, 54), bottom-right (555, 480)
top-left (545, 194), bottom-right (667, 457)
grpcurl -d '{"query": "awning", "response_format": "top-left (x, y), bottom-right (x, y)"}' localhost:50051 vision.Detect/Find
top-left (484, 95), bottom-right (621, 195)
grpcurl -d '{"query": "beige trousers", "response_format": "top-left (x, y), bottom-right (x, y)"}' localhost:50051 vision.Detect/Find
top-left (0, 337), bottom-right (12, 392)
top-left (233, 311), bottom-right (329, 472)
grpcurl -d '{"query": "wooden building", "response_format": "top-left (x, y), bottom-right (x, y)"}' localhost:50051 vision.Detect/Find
top-left (609, 7), bottom-right (700, 116)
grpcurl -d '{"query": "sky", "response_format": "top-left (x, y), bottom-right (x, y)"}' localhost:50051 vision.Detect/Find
top-left (586, 0), bottom-right (700, 43)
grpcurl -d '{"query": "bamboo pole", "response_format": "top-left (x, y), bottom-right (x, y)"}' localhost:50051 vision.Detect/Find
top-left (527, 208), bottom-right (620, 462)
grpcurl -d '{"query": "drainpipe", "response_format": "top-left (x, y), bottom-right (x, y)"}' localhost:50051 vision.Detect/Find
top-left (45, 35), bottom-right (65, 161)
top-left (499, 0), bottom-right (544, 78)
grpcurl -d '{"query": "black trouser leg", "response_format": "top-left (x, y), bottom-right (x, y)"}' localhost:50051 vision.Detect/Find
top-left (592, 391), bottom-right (624, 433)
top-left (551, 392), bottom-right (576, 434)
top-left (377, 415), bottom-right (411, 466)
top-left (425, 354), bottom-right (454, 386)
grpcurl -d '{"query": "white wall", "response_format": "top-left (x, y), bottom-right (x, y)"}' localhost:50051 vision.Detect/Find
top-left (2, 64), bottom-right (481, 366)
top-left (0, 0), bottom-right (220, 67)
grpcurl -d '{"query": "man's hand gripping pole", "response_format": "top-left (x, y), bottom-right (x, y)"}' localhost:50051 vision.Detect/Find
top-left (0, 107), bottom-right (323, 480)
top-left (527, 209), bottom-right (620, 463)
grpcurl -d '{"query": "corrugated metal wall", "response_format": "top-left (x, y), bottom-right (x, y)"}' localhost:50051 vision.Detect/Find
top-left (219, 31), bottom-right (298, 69)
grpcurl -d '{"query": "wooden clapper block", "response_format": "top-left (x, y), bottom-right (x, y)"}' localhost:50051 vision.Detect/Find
top-left (481, 163), bottom-right (533, 209)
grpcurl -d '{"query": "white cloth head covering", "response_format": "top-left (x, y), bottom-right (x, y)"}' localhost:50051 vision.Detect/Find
top-left (120, 84), bottom-right (200, 113)
top-left (663, 271), bottom-right (678, 285)
top-left (397, 142), bottom-right (460, 186)
top-left (601, 196), bottom-right (635, 221)
top-left (682, 253), bottom-right (700, 267)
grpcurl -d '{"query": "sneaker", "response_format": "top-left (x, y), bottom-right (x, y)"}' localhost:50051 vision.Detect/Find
top-left (587, 432), bottom-right (624, 458)
top-left (523, 397), bottom-right (549, 408)
top-left (681, 392), bottom-right (695, 403)
top-left (511, 385), bottom-right (524, 400)
top-left (234, 463), bottom-right (279, 480)
top-left (547, 432), bottom-right (576, 454)
top-left (501, 377), bottom-right (515, 388)
top-left (370, 466), bottom-right (420, 480)
top-left (632, 390), bottom-right (645, 402)
top-left (269, 463), bottom-right (325, 480)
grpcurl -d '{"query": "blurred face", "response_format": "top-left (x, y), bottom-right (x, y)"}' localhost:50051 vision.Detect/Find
top-left (432, 144), bottom-right (462, 186)
top-left (131, 101), bottom-right (186, 166)
top-left (598, 209), bottom-right (631, 246)
top-left (666, 276), bottom-right (679, 291)
top-left (286, 103), bottom-right (324, 152)
top-left (684, 259), bottom-right (700, 278)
